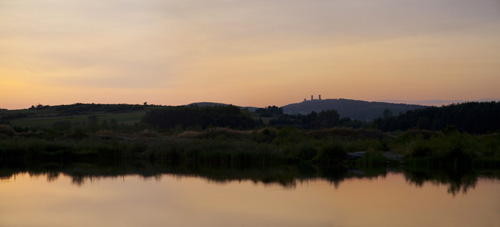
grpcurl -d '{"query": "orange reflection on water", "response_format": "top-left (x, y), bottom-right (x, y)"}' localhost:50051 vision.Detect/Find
top-left (0, 173), bottom-right (499, 227)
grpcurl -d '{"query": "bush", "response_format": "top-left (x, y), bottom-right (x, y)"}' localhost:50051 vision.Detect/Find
top-left (315, 143), bottom-right (346, 163)
top-left (68, 127), bottom-right (88, 139)
top-left (411, 145), bottom-right (433, 158)
top-left (307, 128), bottom-right (386, 140)
top-left (251, 127), bottom-right (277, 143)
top-left (287, 143), bottom-right (318, 161)
top-left (274, 127), bottom-right (301, 145)
top-left (0, 125), bottom-right (15, 137)
top-left (52, 121), bottom-right (72, 131)
top-left (441, 143), bottom-right (476, 163)
top-left (401, 129), bottom-right (439, 140)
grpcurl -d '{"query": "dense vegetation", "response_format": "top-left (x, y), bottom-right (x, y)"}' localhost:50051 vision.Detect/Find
top-left (255, 105), bottom-right (283, 118)
top-left (142, 105), bottom-right (258, 130)
top-left (1, 121), bottom-right (499, 170)
top-left (268, 109), bottom-right (366, 129)
top-left (374, 102), bottom-right (500, 134)
top-left (0, 101), bottom-right (499, 171)
top-left (260, 102), bottom-right (500, 134)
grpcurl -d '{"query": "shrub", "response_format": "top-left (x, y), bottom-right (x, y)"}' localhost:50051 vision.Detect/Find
top-left (52, 121), bottom-right (72, 131)
top-left (401, 129), bottom-right (439, 140)
top-left (68, 127), bottom-right (88, 139)
top-left (411, 145), bottom-right (433, 158)
top-left (287, 143), bottom-right (318, 161)
top-left (315, 143), bottom-right (347, 163)
top-left (0, 125), bottom-right (15, 137)
top-left (307, 128), bottom-right (386, 140)
top-left (274, 127), bottom-right (301, 145)
top-left (251, 127), bottom-right (277, 143)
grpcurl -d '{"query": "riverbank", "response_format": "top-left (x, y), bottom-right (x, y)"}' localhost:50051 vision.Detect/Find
top-left (1, 126), bottom-right (499, 169)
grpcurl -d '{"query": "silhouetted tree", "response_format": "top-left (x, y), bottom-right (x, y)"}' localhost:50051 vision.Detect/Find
top-left (383, 109), bottom-right (393, 119)
top-left (255, 106), bottom-right (284, 117)
top-left (142, 105), bottom-right (258, 130)
top-left (417, 117), bottom-right (431, 130)
top-left (374, 102), bottom-right (500, 133)
top-left (316, 110), bottom-right (340, 128)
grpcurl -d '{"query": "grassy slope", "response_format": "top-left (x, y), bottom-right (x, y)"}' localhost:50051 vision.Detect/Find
top-left (10, 111), bottom-right (147, 127)
top-left (1, 104), bottom-right (156, 128)
top-left (4, 104), bottom-right (265, 128)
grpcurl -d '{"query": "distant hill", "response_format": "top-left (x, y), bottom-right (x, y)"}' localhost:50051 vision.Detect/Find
top-left (381, 98), bottom-right (500, 106)
top-left (186, 102), bottom-right (259, 112)
top-left (281, 99), bottom-right (424, 121)
top-left (185, 102), bottom-right (229, 107)
top-left (0, 103), bottom-right (153, 127)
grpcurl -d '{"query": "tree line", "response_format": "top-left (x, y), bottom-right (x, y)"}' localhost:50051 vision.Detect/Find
top-left (263, 102), bottom-right (500, 133)
top-left (374, 102), bottom-right (500, 134)
top-left (6, 101), bottom-right (496, 134)
top-left (142, 105), bottom-right (257, 130)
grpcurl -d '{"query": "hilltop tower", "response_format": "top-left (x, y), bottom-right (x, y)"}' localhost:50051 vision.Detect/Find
top-left (311, 95), bottom-right (313, 101)
top-left (319, 95), bottom-right (322, 100)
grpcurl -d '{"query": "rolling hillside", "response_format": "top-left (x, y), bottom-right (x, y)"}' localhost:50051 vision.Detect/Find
top-left (281, 99), bottom-right (424, 120)
top-left (186, 102), bottom-right (259, 112)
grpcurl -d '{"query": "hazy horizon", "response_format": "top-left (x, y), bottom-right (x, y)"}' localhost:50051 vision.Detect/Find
top-left (3, 96), bottom-right (500, 110)
top-left (2, 0), bottom-right (499, 109)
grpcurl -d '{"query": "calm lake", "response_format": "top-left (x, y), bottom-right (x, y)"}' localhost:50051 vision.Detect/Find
top-left (1, 167), bottom-right (499, 227)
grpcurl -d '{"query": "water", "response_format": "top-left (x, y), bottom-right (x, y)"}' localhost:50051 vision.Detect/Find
top-left (1, 168), bottom-right (499, 227)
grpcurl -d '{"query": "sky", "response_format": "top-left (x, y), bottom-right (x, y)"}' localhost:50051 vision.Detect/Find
top-left (1, 0), bottom-right (499, 109)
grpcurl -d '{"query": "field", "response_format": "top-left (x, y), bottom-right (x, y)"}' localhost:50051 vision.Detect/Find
top-left (9, 111), bottom-right (147, 128)
top-left (1, 104), bottom-right (156, 128)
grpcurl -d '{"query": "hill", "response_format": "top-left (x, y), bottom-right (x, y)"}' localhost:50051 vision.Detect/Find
top-left (0, 103), bottom-right (154, 128)
top-left (281, 99), bottom-right (424, 120)
top-left (185, 102), bottom-right (229, 107)
top-left (186, 102), bottom-right (259, 112)
top-left (0, 103), bottom-right (260, 129)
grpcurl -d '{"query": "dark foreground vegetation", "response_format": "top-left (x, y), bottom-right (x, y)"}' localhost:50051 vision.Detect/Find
top-left (1, 102), bottom-right (499, 172)
top-left (374, 101), bottom-right (500, 134)
top-left (1, 125), bottom-right (499, 169)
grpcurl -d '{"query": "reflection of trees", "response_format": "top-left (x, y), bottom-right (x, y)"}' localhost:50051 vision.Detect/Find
top-left (319, 166), bottom-right (387, 188)
top-left (1, 161), bottom-right (499, 195)
top-left (46, 172), bottom-right (59, 182)
top-left (404, 168), bottom-right (479, 196)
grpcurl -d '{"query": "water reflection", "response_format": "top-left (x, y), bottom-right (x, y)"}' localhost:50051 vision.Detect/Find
top-left (1, 161), bottom-right (499, 195)
top-left (404, 169), bottom-right (482, 196)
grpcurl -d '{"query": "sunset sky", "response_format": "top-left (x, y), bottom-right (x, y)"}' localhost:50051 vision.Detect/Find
top-left (1, 0), bottom-right (499, 109)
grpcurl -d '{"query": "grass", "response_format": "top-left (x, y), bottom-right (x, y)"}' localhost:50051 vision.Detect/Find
top-left (10, 111), bottom-right (147, 128)
top-left (1, 117), bottom-right (499, 169)
top-left (0, 135), bottom-right (284, 167)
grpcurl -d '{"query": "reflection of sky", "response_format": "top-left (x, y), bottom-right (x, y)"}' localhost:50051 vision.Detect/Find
top-left (1, 173), bottom-right (499, 227)
top-left (1, 0), bottom-right (500, 109)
